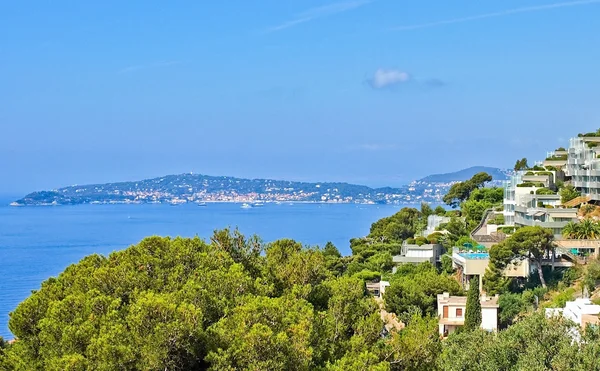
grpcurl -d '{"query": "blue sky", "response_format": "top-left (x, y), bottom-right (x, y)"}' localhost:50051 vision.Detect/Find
top-left (1, 0), bottom-right (600, 194)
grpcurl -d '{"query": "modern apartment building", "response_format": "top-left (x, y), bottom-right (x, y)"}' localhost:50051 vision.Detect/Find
top-left (503, 171), bottom-right (577, 237)
top-left (565, 136), bottom-right (600, 201)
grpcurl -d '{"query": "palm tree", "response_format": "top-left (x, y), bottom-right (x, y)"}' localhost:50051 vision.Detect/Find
top-left (562, 222), bottom-right (578, 239)
top-left (575, 219), bottom-right (600, 239)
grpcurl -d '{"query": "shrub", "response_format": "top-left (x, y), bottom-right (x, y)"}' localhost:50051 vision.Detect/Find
top-left (545, 288), bottom-right (576, 308)
top-left (415, 236), bottom-right (428, 246)
top-left (517, 182), bottom-right (545, 188)
top-left (487, 214), bottom-right (505, 225)
top-left (500, 226), bottom-right (519, 234)
top-left (427, 232), bottom-right (444, 244)
top-left (536, 188), bottom-right (555, 195)
top-left (545, 155), bottom-right (567, 161)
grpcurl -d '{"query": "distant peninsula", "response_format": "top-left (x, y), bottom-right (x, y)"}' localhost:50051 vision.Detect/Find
top-left (11, 167), bottom-right (510, 206)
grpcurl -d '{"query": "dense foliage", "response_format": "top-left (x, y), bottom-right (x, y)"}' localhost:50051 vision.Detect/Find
top-left (443, 172), bottom-right (493, 208)
top-left (560, 184), bottom-right (581, 203)
top-left (384, 263), bottom-right (462, 317)
top-left (439, 313), bottom-right (600, 371)
top-left (0, 231), bottom-right (391, 370)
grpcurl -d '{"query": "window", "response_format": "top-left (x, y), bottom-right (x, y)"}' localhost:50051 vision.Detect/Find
top-left (456, 308), bottom-right (463, 317)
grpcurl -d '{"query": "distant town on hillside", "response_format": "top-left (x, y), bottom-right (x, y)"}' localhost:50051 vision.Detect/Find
top-left (11, 166), bottom-right (511, 206)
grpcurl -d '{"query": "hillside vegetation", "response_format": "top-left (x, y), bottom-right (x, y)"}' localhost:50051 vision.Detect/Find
top-left (3, 171), bottom-right (600, 370)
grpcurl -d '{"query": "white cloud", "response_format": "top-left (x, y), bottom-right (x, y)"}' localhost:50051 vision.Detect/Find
top-left (266, 0), bottom-right (373, 33)
top-left (368, 69), bottom-right (411, 89)
top-left (391, 0), bottom-right (600, 31)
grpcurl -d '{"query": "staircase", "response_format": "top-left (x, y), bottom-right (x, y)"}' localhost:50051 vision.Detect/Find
top-left (471, 209), bottom-right (505, 244)
top-left (471, 209), bottom-right (495, 237)
top-left (556, 247), bottom-right (587, 265)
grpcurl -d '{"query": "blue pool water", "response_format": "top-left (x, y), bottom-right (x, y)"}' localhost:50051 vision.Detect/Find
top-left (459, 252), bottom-right (490, 260)
top-left (0, 199), bottom-right (405, 338)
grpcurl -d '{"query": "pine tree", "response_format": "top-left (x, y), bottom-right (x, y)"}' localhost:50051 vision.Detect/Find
top-left (464, 277), bottom-right (482, 331)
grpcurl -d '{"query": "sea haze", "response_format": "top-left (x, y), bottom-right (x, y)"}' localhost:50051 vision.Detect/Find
top-left (0, 201), bottom-right (406, 338)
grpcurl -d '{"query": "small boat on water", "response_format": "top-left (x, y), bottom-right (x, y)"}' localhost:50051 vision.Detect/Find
top-left (197, 202), bottom-right (207, 207)
top-left (241, 203), bottom-right (252, 209)
top-left (253, 202), bottom-right (265, 207)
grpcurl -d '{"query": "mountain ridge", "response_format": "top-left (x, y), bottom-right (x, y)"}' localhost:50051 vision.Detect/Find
top-left (417, 166), bottom-right (510, 183)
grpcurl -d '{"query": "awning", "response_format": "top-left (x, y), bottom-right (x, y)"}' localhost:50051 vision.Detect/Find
top-left (527, 210), bottom-right (546, 217)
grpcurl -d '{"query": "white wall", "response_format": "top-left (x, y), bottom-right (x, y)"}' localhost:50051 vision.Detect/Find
top-left (481, 307), bottom-right (498, 332)
top-left (406, 250), bottom-right (434, 258)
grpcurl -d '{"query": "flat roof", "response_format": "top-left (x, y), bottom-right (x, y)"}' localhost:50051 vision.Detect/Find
top-left (403, 244), bottom-right (442, 250)
top-left (438, 294), bottom-right (499, 308)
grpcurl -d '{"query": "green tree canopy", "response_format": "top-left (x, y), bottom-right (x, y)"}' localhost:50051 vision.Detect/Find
top-left (0, 231), bottom-right (393, 370)
top-left (514, 158), bottom-right (529, 171)
top-left (560, 184), bottom-right (581, 204)
top-left (443, 172), bottom-right (493, 208)
top-left (384, 263), bottom-right (462, 316)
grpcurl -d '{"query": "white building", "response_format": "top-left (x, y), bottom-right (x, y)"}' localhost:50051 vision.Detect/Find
top-left (503, 171), bottom-right (578, 238)
top-left (566, 136), bottom-right (600, 201)
top-left (392, 243), bottom-right (444, 270)
top-left (366, 281), bottom-right (390, 298)
top-left (546, 298), bottom-right (600, 328)
top-left (437, 292), bottom-right (499, 337)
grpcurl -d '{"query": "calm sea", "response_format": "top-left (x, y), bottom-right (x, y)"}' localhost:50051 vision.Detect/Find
top-left (0, 198), bottom-right (404, 338)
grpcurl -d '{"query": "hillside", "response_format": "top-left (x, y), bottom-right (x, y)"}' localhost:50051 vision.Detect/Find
top-left (13, 167), bottom-right (508, 206)
top-left (13, 174), bottom-right (415, 206)
top-left (418, 166), bottom-right (510, 183)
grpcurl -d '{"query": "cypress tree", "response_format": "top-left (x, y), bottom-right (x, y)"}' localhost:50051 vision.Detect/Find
top-left (464, 277), bottom-right (482, 331)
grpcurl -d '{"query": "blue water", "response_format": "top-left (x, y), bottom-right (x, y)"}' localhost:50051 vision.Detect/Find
top-left (459, 253), bottom-right (489, 260)
top-left (0, 199), bottom-right (403, 338)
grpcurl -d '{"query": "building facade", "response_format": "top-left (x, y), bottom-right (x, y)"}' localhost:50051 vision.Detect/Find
top-left (451, 247), bottom-right (530, 291)
top-left (392, 243), bottom-right (443, 271)
top-left (437, 292), bottom-right (499, 337)
top-left (503, 171), bottom-right (578, 237)
top-left (566, 136), bottom-right (600, 201)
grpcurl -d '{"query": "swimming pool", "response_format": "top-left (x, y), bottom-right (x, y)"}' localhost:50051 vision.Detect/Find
top-left (459, 253), bottom-right (490, 260)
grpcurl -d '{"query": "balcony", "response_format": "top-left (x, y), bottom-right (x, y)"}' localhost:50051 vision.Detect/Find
top-left (514, 216), bottom-right (571, 229)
